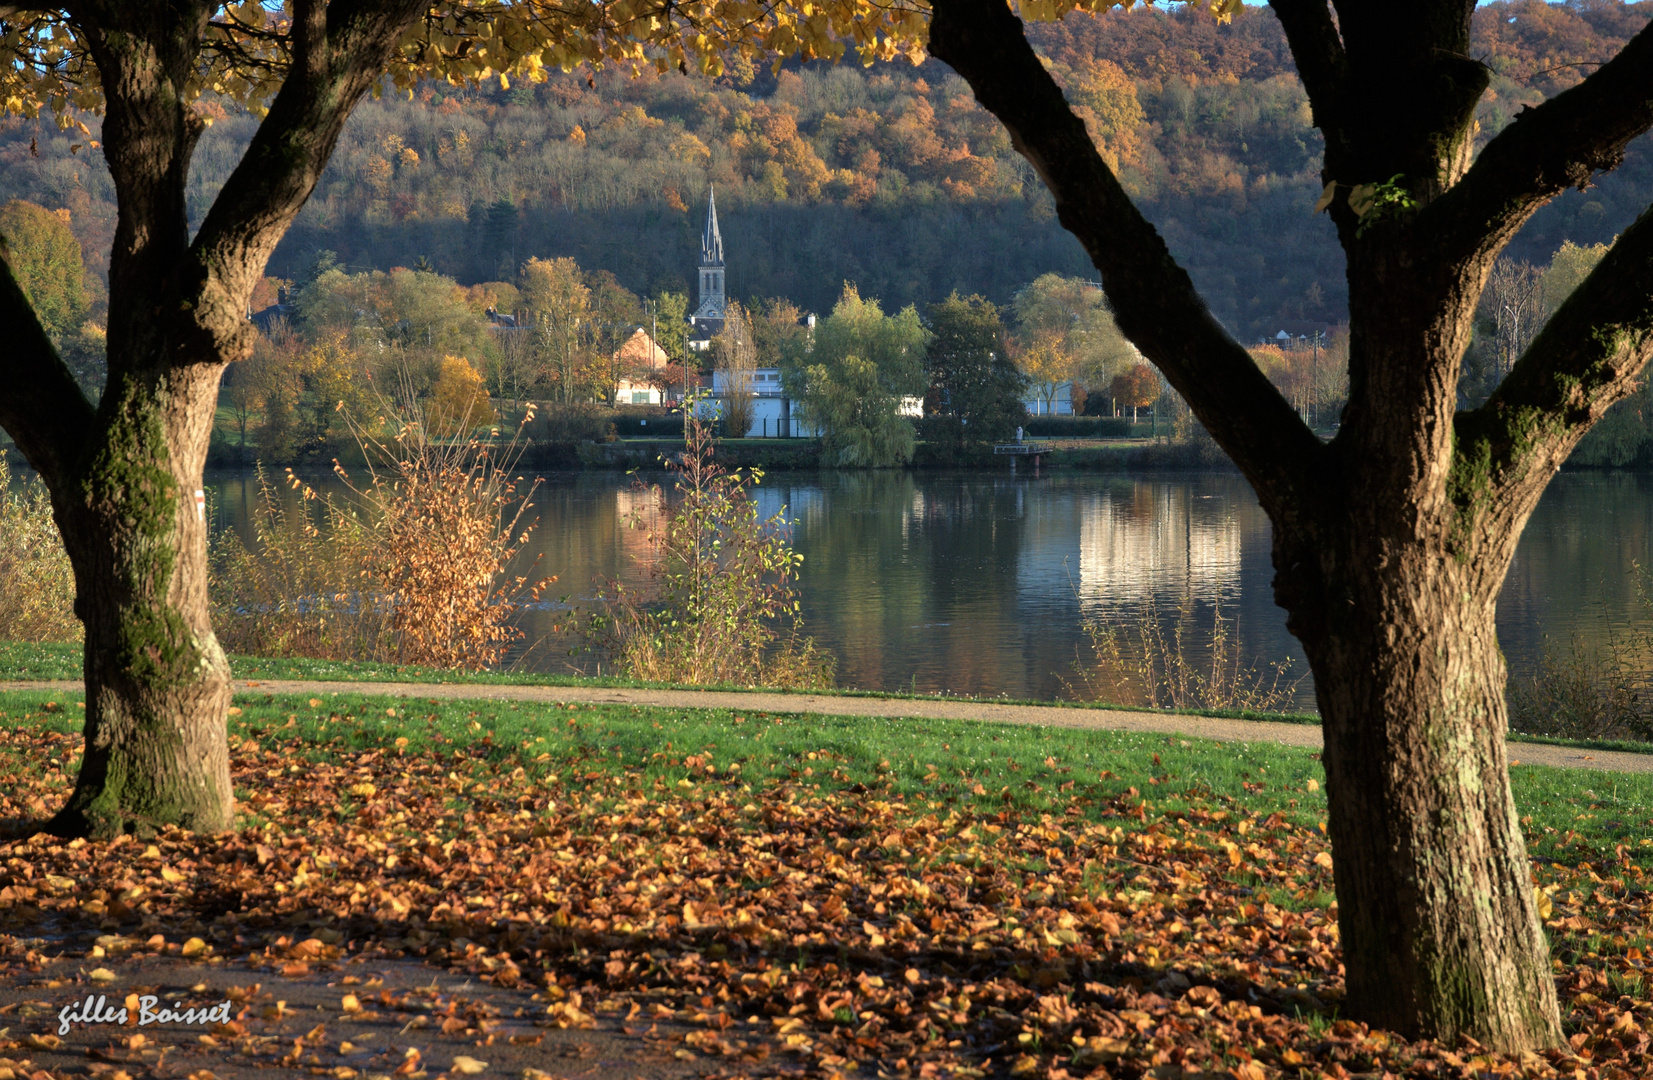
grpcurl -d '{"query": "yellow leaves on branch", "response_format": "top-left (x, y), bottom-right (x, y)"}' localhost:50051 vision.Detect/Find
top-left (0, 1), bottom-right (1245, 126)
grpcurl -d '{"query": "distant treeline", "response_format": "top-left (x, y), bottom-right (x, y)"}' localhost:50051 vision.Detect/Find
top-left (1, 2), bottom-right (1645, 342)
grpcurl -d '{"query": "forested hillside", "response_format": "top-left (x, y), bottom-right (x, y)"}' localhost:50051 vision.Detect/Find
top-left (0, 0), bottom-right (1647, 338)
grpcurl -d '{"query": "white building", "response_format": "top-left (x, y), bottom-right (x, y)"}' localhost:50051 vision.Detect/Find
top-left (697, 368), bottom-right (815, 438)
top-left (1023, 382), bottom-right (1075, 416)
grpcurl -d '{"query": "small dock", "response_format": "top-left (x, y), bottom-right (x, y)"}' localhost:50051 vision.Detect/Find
top-left (994, 438), bottom-right (1052, 475)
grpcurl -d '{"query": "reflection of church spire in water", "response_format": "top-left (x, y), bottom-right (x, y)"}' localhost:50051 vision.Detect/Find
top-left (694, 186), bottom-right (726, 321)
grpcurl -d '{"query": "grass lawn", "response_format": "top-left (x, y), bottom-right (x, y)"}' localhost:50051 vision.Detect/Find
top-left (0, 640), bottom-right (1335, 729)
top-left (12, 639), bottom-right (1653, 760)
top-left (1, 687), bottom-right (1648, 1078)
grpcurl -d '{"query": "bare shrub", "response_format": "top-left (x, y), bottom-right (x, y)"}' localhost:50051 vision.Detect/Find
top-left (0, 452), bottom-right (79, 643)
top-left (212, 401), bottom-right (552, 669)
top-left (1508, 625), bottom-right (1653, 742)
top-left (352, 418), bottom-right (548, 668)
top-left (1067, 594), bottom-right (1300, 713)
top-left (714, 301), bottom-right (758, 438)
top-left (210, 467), bottom-right (384, 659)
top-left (590, 402), bottom-right (834, 688)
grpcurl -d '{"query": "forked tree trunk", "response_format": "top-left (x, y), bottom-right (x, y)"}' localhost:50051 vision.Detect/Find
top-left (51, 363), bottom-right (236, 837)
top-left (1282, 524), bottom-right (1561, 1047)
top-left (0, 2), bottom-right (423, 837)
top-left (918, 0), bottom-right (1636, 1048)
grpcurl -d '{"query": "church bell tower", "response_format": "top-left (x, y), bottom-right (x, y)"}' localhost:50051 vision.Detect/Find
top-left (693, 186), bottom-right (726, 324)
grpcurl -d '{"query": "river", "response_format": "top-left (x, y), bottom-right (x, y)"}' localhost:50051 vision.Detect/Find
top-left (199, 467), bottom-right (1653, 711)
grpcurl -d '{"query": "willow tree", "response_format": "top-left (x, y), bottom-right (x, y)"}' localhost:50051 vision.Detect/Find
top-left (927, 0), bottom-right (1653, 1052)
top-left (0, 1), bottom-right (921, 840)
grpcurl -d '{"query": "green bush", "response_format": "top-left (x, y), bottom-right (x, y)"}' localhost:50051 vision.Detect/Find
top-left (523, 402), bottom-right (617, 444)
top-left (588, 401), bottom-right (834, 689)
top-left (1023, 415), bottom-right (1135, 438)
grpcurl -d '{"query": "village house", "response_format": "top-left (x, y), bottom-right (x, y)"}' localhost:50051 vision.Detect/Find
top-left (611, 327), bottom-right (670, 405)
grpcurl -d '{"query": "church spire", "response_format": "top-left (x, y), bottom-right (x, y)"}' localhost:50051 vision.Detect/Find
top-left (693, 186), bottom-right (727, 322)
top-left (701, 185), bottom-right (724, 268)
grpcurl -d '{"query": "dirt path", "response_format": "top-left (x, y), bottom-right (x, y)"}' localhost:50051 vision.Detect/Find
top-left (5, 678), bottom-right (1649, 775)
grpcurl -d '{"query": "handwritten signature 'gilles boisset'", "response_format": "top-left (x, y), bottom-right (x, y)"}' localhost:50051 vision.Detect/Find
top-left (59, 993), bottom-right (233, 1035)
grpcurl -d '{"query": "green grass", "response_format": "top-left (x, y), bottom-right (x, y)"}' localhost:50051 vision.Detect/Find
top-left (4, 686), bottom-right (1650, 867)
top-left (8, 639), bottom-right (1652, 759)
top-left (213, 404), bottom-right (249, 446)
top-left (0, 639), bottom-right (1328, 722)
top-left (0, 640), bottom-right (83, 678)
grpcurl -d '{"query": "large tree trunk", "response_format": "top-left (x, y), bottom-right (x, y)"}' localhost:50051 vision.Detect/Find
top-left (0, 3), bottom-right (424, 838)
top-left (1281, 521), bottom-right (1561, 1047)
top-left (52, 364), bottom-right (235, 836)
top-left (917, 0), bottom-right (1653, 1050)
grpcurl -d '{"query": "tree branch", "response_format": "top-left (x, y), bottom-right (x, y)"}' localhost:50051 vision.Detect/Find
top-left (0, 256), bottom-right (94, 485)
top-left (187, 0), bottom-right (426, 361)
top-left (1267, 0), bottom-right (1350, 169)
top-left (1427, 14), bottom-right (1653, 261)
top-left (1456, 204), bottom-right (1653, 532)
top-left (926, 0), bottom-right (1323, 517)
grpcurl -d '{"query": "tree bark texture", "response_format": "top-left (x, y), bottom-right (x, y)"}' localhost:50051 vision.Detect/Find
top-left (929, 0), bottom-right (1653, 1051)
top-left (0, 1), bottom-right (425, 836)
top-left (1274, 485), bottom-right (1560, 1045)
top-left (52, 363), bottom-right (237, 835)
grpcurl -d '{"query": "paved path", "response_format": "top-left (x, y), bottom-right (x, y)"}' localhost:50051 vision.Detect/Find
top-left (5, 678), bottom-right (1651, 774)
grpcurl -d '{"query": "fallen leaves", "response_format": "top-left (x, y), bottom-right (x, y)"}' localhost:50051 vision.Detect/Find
top-left (0, 719), bottom-right (1642, 1080)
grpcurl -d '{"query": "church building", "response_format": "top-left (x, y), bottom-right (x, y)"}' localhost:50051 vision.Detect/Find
top-left (683, 188), bottom-right (815, 437)
top-left (687, 187), bottom-right (726, 352)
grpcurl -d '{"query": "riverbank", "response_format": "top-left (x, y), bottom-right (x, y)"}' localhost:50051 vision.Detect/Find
top-left (497, 434), bottom-right (1234, 472)
top-left (195, 428), bottom-right (1237, 473)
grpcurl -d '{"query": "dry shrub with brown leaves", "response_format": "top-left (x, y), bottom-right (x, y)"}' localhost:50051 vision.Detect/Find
top-left (1069, 594), bottom-right (1301, 713)
top-left (353, 418), bottom-right (548, 669)
top-left (213, 406), bottom-right (551, 670)
top-left (0, 452), bottom-right (79, 643)
top-left (590, 403), bottom-right (833, 688)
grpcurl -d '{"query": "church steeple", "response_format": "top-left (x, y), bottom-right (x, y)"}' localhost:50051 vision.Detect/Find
top-left (694, 186), bottom-right (726, 322)
top-left (701, 185), bottom-right (724, 267)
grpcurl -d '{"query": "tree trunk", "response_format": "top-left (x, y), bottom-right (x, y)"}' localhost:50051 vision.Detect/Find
top-left (1277, 502), bottom-right (1562, 1048)
top-left (52, 363), bottom-right (235, 837)
top-left (920, 0), bottom-right (1653, 1051)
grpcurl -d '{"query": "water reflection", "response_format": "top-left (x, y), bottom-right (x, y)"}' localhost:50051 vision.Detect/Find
top-left (195, 467), bottom-right (1653, 712)
top-left (1071, 484), bottom-right (1243, 615)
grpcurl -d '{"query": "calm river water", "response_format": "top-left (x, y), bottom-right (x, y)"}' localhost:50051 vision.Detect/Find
top-left (205, 468), bottom-right (1653, 711)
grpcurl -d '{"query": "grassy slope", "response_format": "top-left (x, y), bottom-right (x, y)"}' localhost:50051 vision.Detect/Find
top-left (4, 687), bottom-right (1648, 876)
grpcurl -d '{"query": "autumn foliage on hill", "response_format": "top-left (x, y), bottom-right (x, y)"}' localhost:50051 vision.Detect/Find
top-left (0, 2), bottom-right (1645, 334)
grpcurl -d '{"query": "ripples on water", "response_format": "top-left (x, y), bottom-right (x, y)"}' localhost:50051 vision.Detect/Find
top-left (205, 468), bottom-right (1653, 713)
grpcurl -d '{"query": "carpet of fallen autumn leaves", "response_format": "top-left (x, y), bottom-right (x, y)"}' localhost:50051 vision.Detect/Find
top-left (0, 700), bottom-right (1650, 1080)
